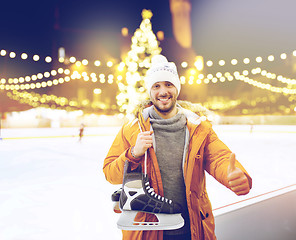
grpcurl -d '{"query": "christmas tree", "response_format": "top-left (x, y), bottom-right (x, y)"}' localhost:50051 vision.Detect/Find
top-left (116, 9), bottom-right (161, 118)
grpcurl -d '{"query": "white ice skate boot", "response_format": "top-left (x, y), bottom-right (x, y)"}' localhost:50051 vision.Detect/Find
top-left (117, 161), bottom-right (184, 231)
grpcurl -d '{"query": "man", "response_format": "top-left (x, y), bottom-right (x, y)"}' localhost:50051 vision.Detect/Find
top-left (103, 54), bottom-right (252, 239)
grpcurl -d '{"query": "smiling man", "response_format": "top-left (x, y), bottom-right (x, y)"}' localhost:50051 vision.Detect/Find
top-left (145, 55), bottom-right (181, 119)
top-left (103, 54), bottom-right (252, 240)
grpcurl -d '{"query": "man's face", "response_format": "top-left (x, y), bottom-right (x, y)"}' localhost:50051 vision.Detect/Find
top-left (150, 81), bottom-right (178, 117)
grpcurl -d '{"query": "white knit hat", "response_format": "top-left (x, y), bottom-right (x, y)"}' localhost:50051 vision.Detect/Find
top-left (145, 54), bottom-right (181, 95)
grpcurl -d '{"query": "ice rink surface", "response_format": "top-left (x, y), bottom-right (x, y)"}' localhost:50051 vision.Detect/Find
top-left (0, 125), bottom-right (295, 240)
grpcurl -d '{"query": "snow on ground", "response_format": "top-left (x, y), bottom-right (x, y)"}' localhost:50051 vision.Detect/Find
top-left (0, 125), bottom-right (295, 240)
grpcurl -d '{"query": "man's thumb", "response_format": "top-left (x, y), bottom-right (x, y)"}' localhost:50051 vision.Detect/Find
top-left (228, 153), bottom-right (236, 172)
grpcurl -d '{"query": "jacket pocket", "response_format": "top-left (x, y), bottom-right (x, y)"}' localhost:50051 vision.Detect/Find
top-left (199, 193), bottom-right (216, 240)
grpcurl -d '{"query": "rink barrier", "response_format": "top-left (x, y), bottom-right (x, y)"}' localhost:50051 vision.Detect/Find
top-left (214, 184), bottom-right (296, 239)
top-left (0, 133), bottom-right (117, 140)
top-left (213, 183), bottom-right (296, 214)
top-left (2, 127), bottom-right (296, 140)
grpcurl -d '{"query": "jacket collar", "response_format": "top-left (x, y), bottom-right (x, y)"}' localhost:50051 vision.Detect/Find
top-left (142, 104), bottom-right (203, 126)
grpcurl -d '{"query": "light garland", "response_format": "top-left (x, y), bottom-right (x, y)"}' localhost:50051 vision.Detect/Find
top-left (179, 68), bottom-right (296, 95)
top-left (0, 49), bottom-right (53, 63)
top-left (206, 71), bottom-right (296, 95)
top-left (0, 67), bottom-right (117, 90)
top-left (234, 76), bottom-right (296, 95)
top-left (6, 90), bottom-right (109, 111)
top-left (0, 76), bottom-right (71, 91)
top-left (251, 67), bottom-right (296, 85)
top-left (0, 48), bottom-right (121, 68)
top-left (2, 47), bottom-right (295, 73)
top-left (204, 50), bottom-right (296, 68)
top-left (0, 68), bottom-right (70, 84)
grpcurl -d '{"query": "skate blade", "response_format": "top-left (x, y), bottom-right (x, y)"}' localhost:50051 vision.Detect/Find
top-left (117, 211), bottom-right (184, 231)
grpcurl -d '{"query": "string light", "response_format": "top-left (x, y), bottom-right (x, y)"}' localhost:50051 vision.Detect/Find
top-left (268, 55), bottom-right (274, 61)
top-left (21, 53), bottom-right (28, 60)
top-left (179, 69), bottom-right (296, 95)
top-left (6, 90), bottom-right (109, 111)
top-left (0, 66), bottom-right (118, 90)
top-left (1, 47), bottom-right (295, 71)
top-left (0, 49), bottom-right (6, 56)
top-left (45, 56), bottom-right (52, 63)
top-left (230, 72), bottom-right (296, 95)
top-left (203, 49), bottom-right (296, 67)
top-left (218, 60), bottom-right (225, 66)
top-left (0, 49), bottom-right (119, 66)
top-left (243, 58), bottom-right (250, 64)
top-left (255, 57), bottom-right (262, 63)
top-left (181, 62), bottom-right (188, 68)
top-left (194, 56), bottom-right (204, 71)
top-left (69, 56), bottom-right (76, 63)
top-left (33, 55), bottom-right (40, 61)
top-left (106, 61), bottom-right (113, 67)
top-left (94, 60), bottom-right (101, 66)
top-left (0, 68), bottom-right (70, 84)
top-left (82, 59), bottom-right (88, 65)
top-left (280, 53), bottom-right (287, 59)
top-left (206, 60), bottom-right (213, 67)
top-left (9, 52), bottom-right (16, 58)
top-left (251, 67), bottom-right (296, 85)
top-left (231, 59), bottom-right (238, 65)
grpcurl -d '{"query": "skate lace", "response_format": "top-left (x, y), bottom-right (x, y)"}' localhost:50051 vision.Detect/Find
top-left (144, 182), bottom-right (172, 204)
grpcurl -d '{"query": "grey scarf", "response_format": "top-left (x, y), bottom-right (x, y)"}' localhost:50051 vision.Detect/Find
top-left (149, 107), bottom-right (191, 236)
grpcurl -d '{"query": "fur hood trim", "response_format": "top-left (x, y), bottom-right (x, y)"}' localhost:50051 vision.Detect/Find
top-left (134, 100), bottom-right (213, 125)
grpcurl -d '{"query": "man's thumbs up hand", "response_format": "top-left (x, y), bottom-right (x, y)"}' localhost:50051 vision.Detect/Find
top-left (227, 153), bottom-right (250, 196)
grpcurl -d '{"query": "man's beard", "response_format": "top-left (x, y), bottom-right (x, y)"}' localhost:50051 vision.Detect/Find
top-left (152, 95), bottom-right (177, 113)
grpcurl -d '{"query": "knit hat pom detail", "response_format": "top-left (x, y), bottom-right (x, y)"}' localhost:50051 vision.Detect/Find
top-left (151, 54), bottom-right (168, 65)
top-left (145, 54), bottom-right (181, 96)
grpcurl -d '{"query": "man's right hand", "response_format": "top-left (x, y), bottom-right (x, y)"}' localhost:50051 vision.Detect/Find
top-left (132, 130), bottom-right (153, 158)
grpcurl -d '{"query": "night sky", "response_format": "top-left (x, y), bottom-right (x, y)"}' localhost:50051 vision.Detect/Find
top-left (1, 0), bottom-right (296, 61)
top-left (0, 0), bottom-right (172, 57)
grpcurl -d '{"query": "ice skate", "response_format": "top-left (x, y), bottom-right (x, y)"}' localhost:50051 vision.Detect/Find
top-left (111, 188), bottom-right (122, 213)
top-left (117, 160), bottom-right (184, 231)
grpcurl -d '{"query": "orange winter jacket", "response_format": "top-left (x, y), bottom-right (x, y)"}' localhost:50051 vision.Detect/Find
top-left (103, 105), bottom-right (252, 240)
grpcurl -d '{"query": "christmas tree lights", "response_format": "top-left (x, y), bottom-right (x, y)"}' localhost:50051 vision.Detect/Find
top-left (116, 9), bottom-right (161, 117)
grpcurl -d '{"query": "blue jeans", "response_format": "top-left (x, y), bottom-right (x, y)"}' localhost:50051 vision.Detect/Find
top-left (163, 232), bottom-right (191, 240)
